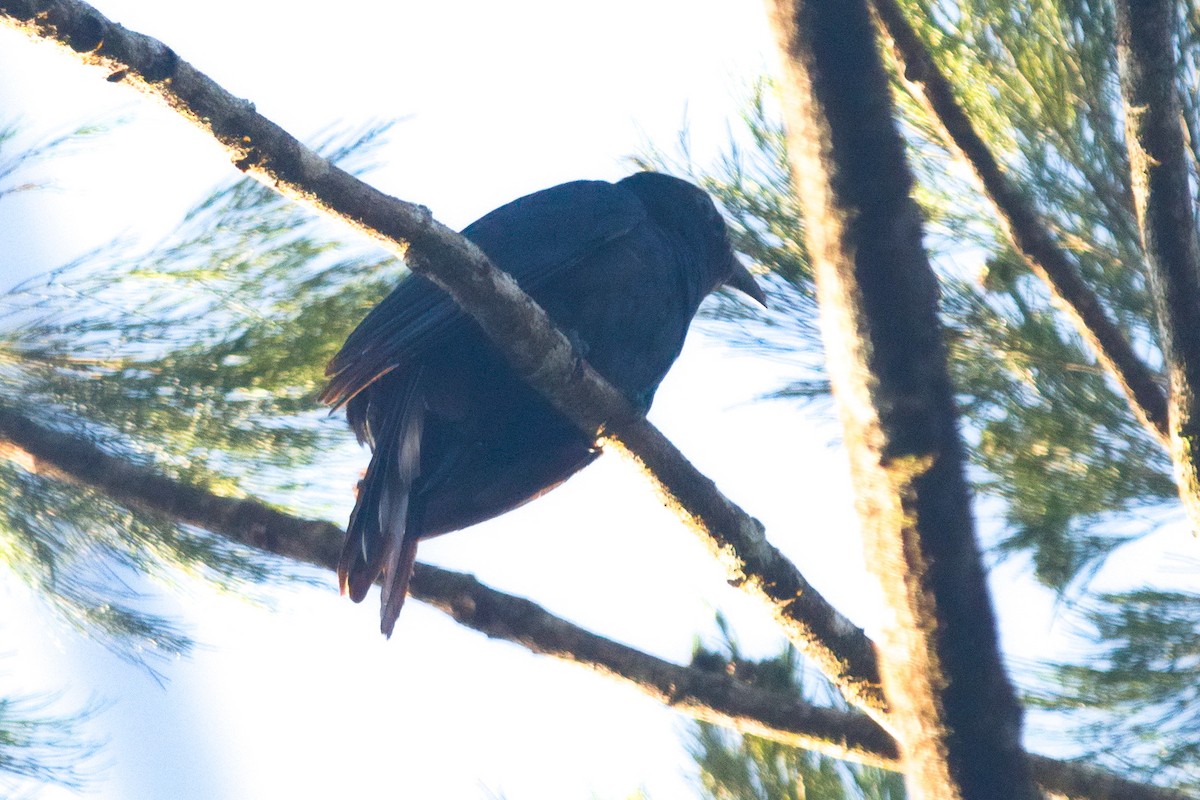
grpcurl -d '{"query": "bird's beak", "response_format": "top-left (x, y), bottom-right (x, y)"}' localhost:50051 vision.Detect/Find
top-left (726, 256), bottom-right (768, 308)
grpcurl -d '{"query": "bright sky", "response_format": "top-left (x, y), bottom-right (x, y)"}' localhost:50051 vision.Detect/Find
top-left (2, 1), bottom-right (1184, 798)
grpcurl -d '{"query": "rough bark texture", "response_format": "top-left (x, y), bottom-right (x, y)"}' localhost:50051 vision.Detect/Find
top-left (871, 0), bottom-right (1171, 447)
top-left (0, 0), bottom-right (886, 719)
top-left (413, 563), bottom-right (895, 766)
top-left (1114, 0), bottom-right (1200, 534)
top-left (0, 407), bottom-right (1189, 800)
top-left (764, 1), bottom-right (1038, 798)
top-left (0, 405), bottom-right (894, 764)
top-left (602, 435), bottom-right (884, 717)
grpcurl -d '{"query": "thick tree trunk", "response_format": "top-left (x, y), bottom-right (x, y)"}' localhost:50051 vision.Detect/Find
top-left (764, 0), bottom-right (1038, 797)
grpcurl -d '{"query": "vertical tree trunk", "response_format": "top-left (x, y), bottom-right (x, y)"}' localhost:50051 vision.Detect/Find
top-left (1115, 0), bottom-right (1200, 535)
top-left (764, 0), bottom-right (1038, 797)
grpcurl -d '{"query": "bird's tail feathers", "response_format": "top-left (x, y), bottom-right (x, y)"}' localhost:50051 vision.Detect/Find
top-left (378, 531), bottom-right (421, 638)
top-left (336, 368), bottom-right (426, 636)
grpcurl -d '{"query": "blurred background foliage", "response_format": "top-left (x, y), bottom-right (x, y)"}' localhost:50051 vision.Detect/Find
top-left (0, 686), bottom-right (98, 794)
top-left (1, 126), bottom-right (401, 664)
top-left (686, 615), bottom-right (905, 800)
top-left (0, 125), bottom-right (401, 792)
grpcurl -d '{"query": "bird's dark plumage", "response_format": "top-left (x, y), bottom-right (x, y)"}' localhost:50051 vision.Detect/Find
top-left (322, 172), bottom-right (765, 635)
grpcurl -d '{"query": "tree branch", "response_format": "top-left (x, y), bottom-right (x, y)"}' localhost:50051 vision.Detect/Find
top-left (0, 403), bottom-right (894, 765)
top-left (412, 563), bottom-right (896, 767)
top-left (765, 0), bottom-right (1038, 797)
top-left (0, 0), bottom-right (885, 720)
top-left (0, 406), bottom-right (1189, 800)
top-left (870, 0), bottom-right (1172, 449)
top-left (1114, 0), bottom-right (1200, 533)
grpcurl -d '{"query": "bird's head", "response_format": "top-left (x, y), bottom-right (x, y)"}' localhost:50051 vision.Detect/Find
top-left (617, 171), bottom-right (767, 308)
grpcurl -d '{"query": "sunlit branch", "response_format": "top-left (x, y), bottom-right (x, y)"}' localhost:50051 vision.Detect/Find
top-left (871, 0), bottom-right (1172, 449)
top-left (0, 0), bottom-right (886, 721)
top-left (766, 0), bottom-right (1038, 796)
top-left (0, 406), bottom-right (1189, 800)
top-left (1114, 0), bottom-right (1200, 535)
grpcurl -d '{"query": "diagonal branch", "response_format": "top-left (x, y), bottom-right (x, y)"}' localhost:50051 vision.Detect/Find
top-left (0, 405), bottom-right (1189, 800)
top-left (412, 563), bottom-right (895, 767)
top-left (871, 0), bottom-right (1171, 448)
top-left (0, 403), bottom-right (894, 766)
top-left (0, 0), bottom-right (885, 720)
top-left (766, 0), bottom-right (1038, 796)
top-left (1114, 0), bottom-right (1200, 534)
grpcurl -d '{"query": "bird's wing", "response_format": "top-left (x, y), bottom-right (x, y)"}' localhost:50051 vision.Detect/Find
top-left (321, 180), bottom-right (646, 407)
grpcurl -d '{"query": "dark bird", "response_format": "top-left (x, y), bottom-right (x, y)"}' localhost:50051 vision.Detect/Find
top-left (321, 172), bottom-right (766, 635)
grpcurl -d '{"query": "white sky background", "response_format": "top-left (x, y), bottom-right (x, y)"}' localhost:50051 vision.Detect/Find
top-left (1, 1), bottom-right (1189, 798)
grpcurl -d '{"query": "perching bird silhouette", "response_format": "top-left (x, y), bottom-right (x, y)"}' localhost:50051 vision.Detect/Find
top-left (321, 172), bottom-right (767, 635)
